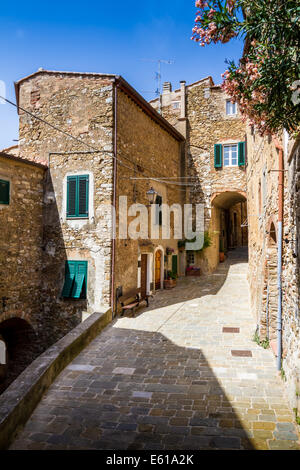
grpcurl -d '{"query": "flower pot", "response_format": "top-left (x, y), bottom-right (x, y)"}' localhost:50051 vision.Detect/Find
top-left (219, 252), bottom-right (225, 263)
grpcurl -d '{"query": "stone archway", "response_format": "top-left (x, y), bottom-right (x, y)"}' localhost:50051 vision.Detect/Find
top-left (211, 190), bottom-right (248, 255)
top-left (0, 317), bottom-right (40, 393)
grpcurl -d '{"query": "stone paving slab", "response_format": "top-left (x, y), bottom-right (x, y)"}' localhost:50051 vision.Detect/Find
top-left (10, 249), bottom-right (300, 450)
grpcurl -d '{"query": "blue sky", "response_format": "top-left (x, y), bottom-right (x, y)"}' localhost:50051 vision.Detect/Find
top-left (0, 0), bottom-right (244, 149)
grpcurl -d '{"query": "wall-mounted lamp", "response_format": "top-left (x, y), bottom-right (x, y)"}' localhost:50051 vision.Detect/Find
top-left (146, 187), bottom-right (157, 206)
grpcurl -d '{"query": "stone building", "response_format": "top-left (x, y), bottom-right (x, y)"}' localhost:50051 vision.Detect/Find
top-left (247, 125), bottom-right (300, 409)
top-left (0, 152), bottom-right (46, 392)
top-left (150, 77), bottom-right (247, 273)
top-left (15, 71), bottom-right (183, 326)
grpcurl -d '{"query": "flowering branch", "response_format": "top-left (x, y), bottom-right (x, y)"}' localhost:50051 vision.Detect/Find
top-left (192, 0), bottom-right (300, 136)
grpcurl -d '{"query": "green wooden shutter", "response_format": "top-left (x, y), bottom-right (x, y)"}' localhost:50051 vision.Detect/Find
top-left (67, 176), bottom-right (77, 217)
top-left (172, 255), bottom-right (178, 276)
top-left (155, 195), bottom-right (162, 226)
top-left (71, 261), bottom-right (87, 299)
top-left (214, 144), bottom-right (222, 168)
top-left (78, 175), bottom-right (89, 217)
top-left (62, 261), bottom-right (76, 297)
top-left (238, 142), bottom-right (246, 166)
top-left (0, 180), bottom-right (10, 205)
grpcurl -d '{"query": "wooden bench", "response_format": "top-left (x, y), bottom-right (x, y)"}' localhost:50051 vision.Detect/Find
top-left (117, 288), bottom-right (152, 317)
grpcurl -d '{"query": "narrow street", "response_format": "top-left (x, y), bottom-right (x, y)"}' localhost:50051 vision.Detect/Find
top-left (10, 248), bottom-right (300, 450)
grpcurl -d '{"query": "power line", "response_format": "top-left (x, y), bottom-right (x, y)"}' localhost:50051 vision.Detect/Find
top-left (0, 94), bottom-right (190, 187)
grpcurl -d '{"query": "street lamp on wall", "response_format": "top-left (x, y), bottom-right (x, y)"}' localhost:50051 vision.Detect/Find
top-left (146, 187), bottom-right (157, 206)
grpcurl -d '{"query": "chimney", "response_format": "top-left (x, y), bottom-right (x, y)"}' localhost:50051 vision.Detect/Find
top-left (180, 80), bottom-right (186, 119)
top-left (163, 82), bottom-right (172, 94)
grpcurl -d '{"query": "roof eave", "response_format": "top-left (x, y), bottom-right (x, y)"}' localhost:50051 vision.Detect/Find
top-left (0, 152), bottom-right (48, 170)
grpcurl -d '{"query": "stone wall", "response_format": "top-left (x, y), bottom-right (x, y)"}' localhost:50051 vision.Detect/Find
top-left (151, 78), bottom-right (247, 273)
top-left (0, 153), bottom-right (46, 391)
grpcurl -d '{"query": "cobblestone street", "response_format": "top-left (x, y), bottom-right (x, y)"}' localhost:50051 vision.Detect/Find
top-left (10, 249), bottom-right (300, 450)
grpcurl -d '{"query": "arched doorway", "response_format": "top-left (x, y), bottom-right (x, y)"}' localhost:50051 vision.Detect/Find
top-left (155, 249), bottom-right (163, 290)
top-left (211, 191), bottom-right (248, 255)
top-left (0, 317), bottom-right (39, 393)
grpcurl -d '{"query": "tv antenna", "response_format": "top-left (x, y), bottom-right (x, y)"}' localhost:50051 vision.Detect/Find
top-left (140, 58), bottom-right (175, 113)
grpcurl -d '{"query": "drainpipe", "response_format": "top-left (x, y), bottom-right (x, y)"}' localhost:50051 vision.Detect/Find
top-left (273, 136), bottom-right (284, 371)
top-left (111, 81), bottom-right (118, 318)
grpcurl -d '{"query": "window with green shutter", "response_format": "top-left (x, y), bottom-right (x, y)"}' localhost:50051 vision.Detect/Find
top-left (62, 261), bottom-right (87, 299)
top-left (67, 175), bottom-right (89, 218)
top-left (214, 144), bottom-right (222, 168)
top-left (0, 179), bottom-right (10, 205)
top-left (238, 141), bottom-right (246, 166)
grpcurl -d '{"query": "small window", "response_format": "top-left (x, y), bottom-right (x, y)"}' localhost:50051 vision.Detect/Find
top-left (187, 252), bottom-right (195, 265)
top-left (223, 144), bottom-right (238, 167)
top-left (0, 179), bottom-right (10, 205)
top-left (172, 102), bottom-right (180, 110)
top-left (62, 261), bottom-right (88, 299)
top-left (226, 100), bottom-right (237, 115)
top-left (67, 175), bottom-right (89, 218)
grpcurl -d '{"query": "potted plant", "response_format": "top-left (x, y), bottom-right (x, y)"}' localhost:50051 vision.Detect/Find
top-left (164, 270), bottom-right (177, 289)
top-left (166, 247), bottom-right (175, 256)
top-left (219, 238), bottom-right (225, 263)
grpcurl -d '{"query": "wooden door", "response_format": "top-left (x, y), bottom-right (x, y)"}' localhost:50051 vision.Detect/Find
top-left (155, 250), bottom-right (162, 289)
top-left (141, 254), bottom-right (147, 298)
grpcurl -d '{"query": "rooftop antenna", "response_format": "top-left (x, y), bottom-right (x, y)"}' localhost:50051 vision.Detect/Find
top-left (140, 58), bottom-right (174, 113)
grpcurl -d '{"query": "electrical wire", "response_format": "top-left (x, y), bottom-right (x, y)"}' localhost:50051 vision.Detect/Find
top-left (0, 94), bottom-right (192, 187)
